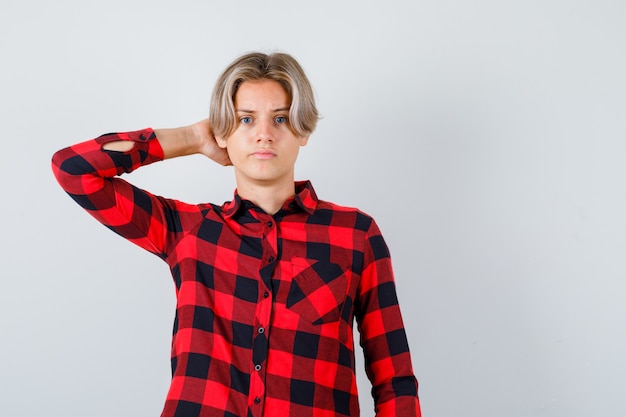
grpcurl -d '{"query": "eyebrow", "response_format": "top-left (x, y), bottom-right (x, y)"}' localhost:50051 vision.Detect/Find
top-left (235, 107), bottom-right (290, 113)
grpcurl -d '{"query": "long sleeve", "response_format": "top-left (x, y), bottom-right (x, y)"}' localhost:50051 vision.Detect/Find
top-left (51, 128), bottom-right (192, 258)
top-left (356, 220), bottom-right (421, 417)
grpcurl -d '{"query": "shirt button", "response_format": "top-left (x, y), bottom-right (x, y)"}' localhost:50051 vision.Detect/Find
top-left (264, 291), bottom-right (270, 298)
top-left (268, 256), bottom-right (275, 263)
top-left (254, 364), bottom-right (262, 371)
top-left (254, 397), bottom-right (261, 404)
top-left (258, 327), bottom-right (265, 334)
top-left (267, 221), bottom-right (273, 228)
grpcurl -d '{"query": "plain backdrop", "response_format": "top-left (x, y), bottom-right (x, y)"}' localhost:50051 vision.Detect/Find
top-left (1, 1), bottom-right (625, 416)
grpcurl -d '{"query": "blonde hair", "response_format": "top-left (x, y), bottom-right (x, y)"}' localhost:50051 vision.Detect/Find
top-left (209, 52), bottom-right (319, 138)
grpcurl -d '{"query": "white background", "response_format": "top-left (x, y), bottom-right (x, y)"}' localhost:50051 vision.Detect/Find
top-left (1, 1), bottom-right (625, 416)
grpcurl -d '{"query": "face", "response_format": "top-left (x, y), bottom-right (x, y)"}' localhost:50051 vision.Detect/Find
top-left (216, 79), bottom-right (309, 189)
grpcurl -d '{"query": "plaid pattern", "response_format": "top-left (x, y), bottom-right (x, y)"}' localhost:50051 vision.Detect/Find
top-left (52, 128), bottom-right (421, 417)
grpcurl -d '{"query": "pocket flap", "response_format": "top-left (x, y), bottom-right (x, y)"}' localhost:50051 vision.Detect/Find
top-left (287, 258), bottom-right (348, 324)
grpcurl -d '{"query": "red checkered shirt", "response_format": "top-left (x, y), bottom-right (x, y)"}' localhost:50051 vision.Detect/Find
top-left (51, 128), bottom-right (421, 417)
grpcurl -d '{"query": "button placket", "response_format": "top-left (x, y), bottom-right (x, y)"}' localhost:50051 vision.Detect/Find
top-left (249, 214), bottom-right (276, 411)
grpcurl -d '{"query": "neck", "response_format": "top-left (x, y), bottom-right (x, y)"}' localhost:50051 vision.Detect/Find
top-left (236, 180), bottom-right (295, 215)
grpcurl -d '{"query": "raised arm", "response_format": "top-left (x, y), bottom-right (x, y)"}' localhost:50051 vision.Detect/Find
top-left (51, 120), bottom-right (229, 257)
top-left (103, 119), bottom-right (231, 165)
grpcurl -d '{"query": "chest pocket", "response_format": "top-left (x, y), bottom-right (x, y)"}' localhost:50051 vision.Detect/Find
top-left (286, 257), bottom-right (348, 325)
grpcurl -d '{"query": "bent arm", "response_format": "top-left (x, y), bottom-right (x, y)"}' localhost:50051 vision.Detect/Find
top-left (52, 129), bottom-right (170, 256)
top-left (103, 120), bottom-right (231, 164)
top-left (51, 122), bottom-right (225, 257)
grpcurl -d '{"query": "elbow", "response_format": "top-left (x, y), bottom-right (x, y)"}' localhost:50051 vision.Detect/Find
top-left (51, 148), bottom-right (72, 190)
top-left (51, 147), bottom-right (92, 193)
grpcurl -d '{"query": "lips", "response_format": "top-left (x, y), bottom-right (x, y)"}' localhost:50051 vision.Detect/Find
top-left (252, 150), bottom-right (276, 159)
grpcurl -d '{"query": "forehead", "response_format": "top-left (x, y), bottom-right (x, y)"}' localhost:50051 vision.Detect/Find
top-left (234, 79), bottom-right (291, 108)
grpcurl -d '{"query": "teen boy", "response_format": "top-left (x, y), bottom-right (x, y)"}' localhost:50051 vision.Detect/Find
top-left (52, 52), bottom-right (421, 417)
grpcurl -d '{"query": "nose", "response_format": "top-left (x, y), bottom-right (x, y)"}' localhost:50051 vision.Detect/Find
top-left (255, 118), bottom-right (274, 143)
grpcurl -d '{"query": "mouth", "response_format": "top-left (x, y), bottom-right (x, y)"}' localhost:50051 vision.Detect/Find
top-left (252, 150), bottom-right (277, 160)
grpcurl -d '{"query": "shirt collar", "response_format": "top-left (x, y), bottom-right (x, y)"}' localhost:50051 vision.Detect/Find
top-left (222, 180), bottom-right (318, 218)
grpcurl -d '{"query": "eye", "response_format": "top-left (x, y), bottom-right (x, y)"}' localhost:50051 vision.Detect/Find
top-left (240, 116), bottom-right (253, 124)
top-left (275, 116), bottom-right (288, 124)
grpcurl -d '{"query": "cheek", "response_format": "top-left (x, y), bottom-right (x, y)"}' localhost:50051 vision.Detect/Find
top-left (289, 145), bottom-right (301, 159)
top-left (226, 142), bottom-right (245, 162)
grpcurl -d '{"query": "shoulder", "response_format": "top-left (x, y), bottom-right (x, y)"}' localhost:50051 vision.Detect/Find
top-left (313, 199), bottom-right (377, 233)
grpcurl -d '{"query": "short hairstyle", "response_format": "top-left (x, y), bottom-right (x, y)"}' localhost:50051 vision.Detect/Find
top-left (209, 52), bottom-right (319, 139)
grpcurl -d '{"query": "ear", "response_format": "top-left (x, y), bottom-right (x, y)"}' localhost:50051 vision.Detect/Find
top-left (215, 136), bottom-right (228, 149)
top-left (299, 136), bottom-right (309, 147)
